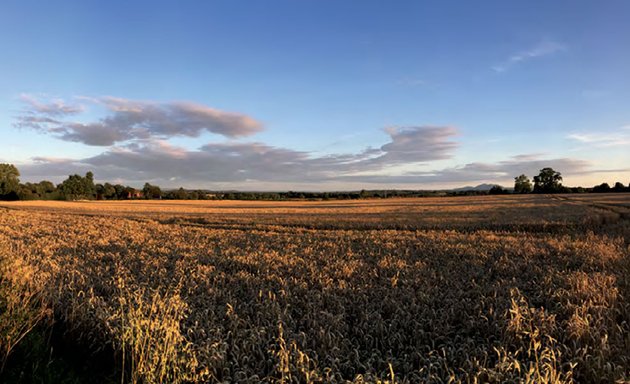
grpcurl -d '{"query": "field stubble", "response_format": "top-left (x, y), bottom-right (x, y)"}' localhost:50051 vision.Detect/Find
top-left (1, 194), bottom-right (629, 383)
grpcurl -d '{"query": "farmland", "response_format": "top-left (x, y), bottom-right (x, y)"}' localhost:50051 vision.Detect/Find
top-left (1, 194), bottom-right (629, 383)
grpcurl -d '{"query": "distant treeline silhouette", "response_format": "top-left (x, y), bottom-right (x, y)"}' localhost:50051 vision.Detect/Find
top-left (0, 164), bottom-right (628, 201)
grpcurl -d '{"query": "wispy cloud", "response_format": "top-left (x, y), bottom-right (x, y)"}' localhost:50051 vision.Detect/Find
top-left (21, 148), bottom-right (606, 190)
top-left (18, 135), bottom-right (604, 190)
top-left (378, 126), bottom-right (457, 164)
top-left (19, 93), bottom-right (84, 116)
top-left (15, 95), bottom-right (263, 146)
top-left (338, 155), bottom-right (591, 184)
top-left (15, 94), bottom-right (463, 186)
top-left (492, 40), bottom-right (566, 73)
top-left (17, 126), bottom-right (460, 186)
top-left (13, 94), bottom-right (607, 189)
top-left (568, 126), bottom-right (630, 147)
top-left (16, 128), bottom-right (607, 190)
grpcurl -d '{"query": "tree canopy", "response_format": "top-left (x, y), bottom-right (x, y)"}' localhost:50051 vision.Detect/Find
top-left (0, 163), bottom-right (21, 200)
top-left (142, 183), bottom-right (162, 199)
top-left (18, 180), bottom-right (57, 200)
top-left (533, 168), bottom-right (563, 193)
top-left (58, 172), bottom-right (96, 200)
top-left (593, 183), bottom-right (611, 193)
top-left (513, 174), bottom-right (533, 194)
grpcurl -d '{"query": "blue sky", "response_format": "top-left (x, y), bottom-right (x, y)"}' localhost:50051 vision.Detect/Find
top-left (1, 1), bottom-right (629, 190)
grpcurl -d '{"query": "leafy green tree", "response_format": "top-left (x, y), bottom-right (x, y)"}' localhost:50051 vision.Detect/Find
top-left (513, 174), bottom-right (532, 194)
top-left (95, 183), bottom-right (105, 199)
top-left (85, 171), bottom-right (96, 198)
top-left (173, 187), bottom-right (188, 200)
top-left (142, 183), bottom-right (162, 199)
top-left (613, 182), bottom-right (626, 192)
top-left (113, 184), bottom-right (126, 199)
top-left (58, 175), bottom-right (84, 200)
top-left (533, 168), bottom-right (563, 193)
top-left (0, 164), bottom-right (20, 200)
top-left (18, 184), bottom-right (36, 200)
top-left (102, 183), bottom-right (115, 199)
top-left (58, 172), bottom-right (97, 200)
top-left (38, 181), bottom-right (55, 195)
top-left (18, 180), bottom-right (57, 200)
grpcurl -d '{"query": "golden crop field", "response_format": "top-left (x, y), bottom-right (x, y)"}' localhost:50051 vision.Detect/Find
top-left (1, 194), bottom-right (629, 383)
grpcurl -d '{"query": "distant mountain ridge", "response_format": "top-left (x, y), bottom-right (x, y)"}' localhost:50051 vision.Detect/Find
top-left (452, 183), bottom-right (507, 192)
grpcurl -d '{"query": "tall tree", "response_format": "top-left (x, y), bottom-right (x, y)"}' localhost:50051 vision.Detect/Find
top-left (142, 183), bottom-right (162, 199)
top-left (533, 168), bottom-right (563, 193)
top-left (102, 183), bottom-right (116, 199)
top-left (0, 164), bottom-right (20, 200)
top-left (85, 171), bottom-right (96, 198)
top-left (58, 172), bottom-right (97, 200)
top-left (513, 174), bottom-right (532, 194)
top-left (113, 184), bottom-right (126, 199)
top-left (38, 181), bottom-right (56, 195)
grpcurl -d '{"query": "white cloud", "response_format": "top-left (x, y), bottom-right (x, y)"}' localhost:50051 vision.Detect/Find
top-left (12, 94), bottom-right (609, 189)
top-left (567, 126), bottom-right (630, 147)
top-left (17, 126), bottom-right (460, 186)
top-left (19, 94), bottom-right (84, 116)
top-left (378, 126), bottom-right (457, 163)
top-left (15, 95), bottom-right (263, 146)
top-left (493, 40), bottom-right (566, 72)
top-left (338, 155), bottom-right (591, 184)
top-left (17, 142), bottom-right (603, 191)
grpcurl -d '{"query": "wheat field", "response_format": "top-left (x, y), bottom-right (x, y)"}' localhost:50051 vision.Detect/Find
top-left (1, 194), bottom-right (629, 383)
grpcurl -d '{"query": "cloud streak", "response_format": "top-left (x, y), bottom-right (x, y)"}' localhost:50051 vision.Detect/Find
top-left (17, 136), bottom-right (604, 190)
top-left (15, 96), bottom-right (263, 146)
top-left (19, 94), bottom-right (84, 116)
top-left (493, 41), bottom-right (566, 72)
top-left (337, 155), bottom-right (591, 184)
top-left (18, 126), bottom-right (460, 186)
top-left (13, 94), bottom-right (609, 190)
top-left (568, 126), bottom-right (630, 147)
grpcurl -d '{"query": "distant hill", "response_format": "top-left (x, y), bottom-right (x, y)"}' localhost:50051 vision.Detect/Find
top-left (452, 183), bottom-right (507, 192)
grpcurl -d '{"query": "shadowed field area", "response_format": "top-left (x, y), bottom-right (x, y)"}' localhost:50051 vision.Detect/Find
top-left (1, 194), bottom-right (629, 382)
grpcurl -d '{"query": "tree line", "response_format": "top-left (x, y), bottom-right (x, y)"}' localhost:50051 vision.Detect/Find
top-left (0, 163), bottom-right (628, 201)
top-left (506, 167), bottom-right (630, 195)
